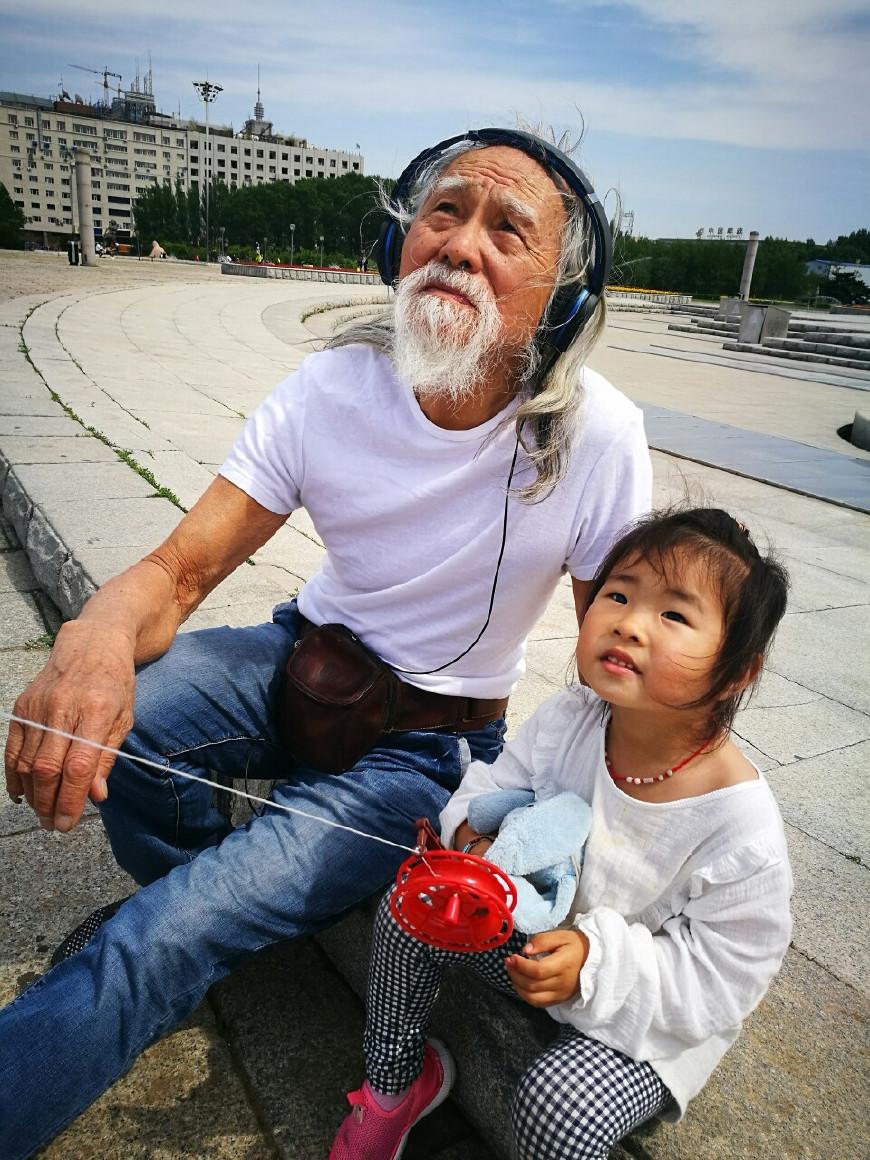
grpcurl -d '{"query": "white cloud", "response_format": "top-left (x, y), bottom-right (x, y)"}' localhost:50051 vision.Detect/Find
top-left (3, 0), bottom-right (869, 157)
top-left (603, 0), bottom-right (870, 122)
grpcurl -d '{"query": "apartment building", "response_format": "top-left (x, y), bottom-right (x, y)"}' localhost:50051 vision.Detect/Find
top-left (0, 79), bottom-right (364, 247)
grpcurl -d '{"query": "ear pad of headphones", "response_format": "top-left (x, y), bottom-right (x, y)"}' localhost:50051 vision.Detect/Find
top-left (375, 218), bottom-right (402, 286)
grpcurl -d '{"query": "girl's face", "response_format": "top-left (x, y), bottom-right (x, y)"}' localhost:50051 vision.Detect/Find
top-left (577, 552), bottom-right (726, 716)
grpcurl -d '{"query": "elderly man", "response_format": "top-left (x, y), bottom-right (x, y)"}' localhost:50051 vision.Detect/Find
top-left (1, 128), bottom-right (650, 1155)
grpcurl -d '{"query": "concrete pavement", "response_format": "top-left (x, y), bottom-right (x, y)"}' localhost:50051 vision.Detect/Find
top-left (1, 250), bottom-right (868, 1159)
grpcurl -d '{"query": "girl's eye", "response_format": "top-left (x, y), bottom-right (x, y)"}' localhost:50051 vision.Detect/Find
top-left (663, 610), bottom-right (687, 624)
top-left (606, 592), bottom-right (627, 605)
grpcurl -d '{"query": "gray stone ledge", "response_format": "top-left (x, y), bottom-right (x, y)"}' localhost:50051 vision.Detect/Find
top-left (0, 415), bottom-right (82, 438)
top-left (57, 555), bottom-right (97, 619)
top-left (1, 467), bottom-right (34, 545)
top-left (0, 434), bottom-right (118, 467)
top-left (221, 262), bottom-right (381, 285)
top-left (24, 505), bottom-right (69, 612)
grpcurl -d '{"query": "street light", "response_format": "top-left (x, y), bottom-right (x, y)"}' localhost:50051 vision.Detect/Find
top-left (192, 79), bottom-right (223, 262)
top-left (319, 234), bottom-right (324, 267)
top-left (289, 222), bottom-right (295, 266)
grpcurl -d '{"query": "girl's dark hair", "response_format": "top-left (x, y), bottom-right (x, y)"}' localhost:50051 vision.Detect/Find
top-left (584, 507), bottom-right (789, 736)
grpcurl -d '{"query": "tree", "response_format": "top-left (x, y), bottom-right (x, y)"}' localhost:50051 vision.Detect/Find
top-left (133, 172), bottom-right (385, 264)
top-left (0, 183), bottom-right (25, 249)
top-left (821, 229), bottom-right (870, 264)
top-left (751, 237), bottom-right (813, 301)
top-left (825, 270), bottom-right (870, 306)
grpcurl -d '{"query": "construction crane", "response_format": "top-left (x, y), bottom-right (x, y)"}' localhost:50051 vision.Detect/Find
top-left (69, 64), bottom-right (122, 104)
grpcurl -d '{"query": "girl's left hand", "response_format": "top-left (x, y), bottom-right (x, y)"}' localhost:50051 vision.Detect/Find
top-left (505, 929), bottom-right (590, 1007)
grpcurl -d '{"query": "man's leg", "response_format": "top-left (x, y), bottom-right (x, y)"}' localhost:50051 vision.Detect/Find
top-left (0, 640), bottom-right (505, 1156)
top-left (98, 605), bottom-right (304, 885)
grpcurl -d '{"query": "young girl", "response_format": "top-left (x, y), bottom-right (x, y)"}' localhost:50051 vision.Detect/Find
top-left (330, 507), bottom-right (792, 1160)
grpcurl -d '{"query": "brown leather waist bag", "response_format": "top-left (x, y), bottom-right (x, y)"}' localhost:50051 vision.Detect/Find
top-left (277, 622), bottom-right (508, 774)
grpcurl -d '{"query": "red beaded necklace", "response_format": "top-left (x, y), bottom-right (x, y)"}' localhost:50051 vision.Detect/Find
top-left (605, 723), bottom-right (712, 786)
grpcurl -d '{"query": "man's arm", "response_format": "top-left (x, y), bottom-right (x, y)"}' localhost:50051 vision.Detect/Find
top-left (4, 477), bottom-right (288, 833)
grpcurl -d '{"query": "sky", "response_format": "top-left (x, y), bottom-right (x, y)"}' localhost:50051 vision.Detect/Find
top-left (1, 0), bottom-right (868, 243)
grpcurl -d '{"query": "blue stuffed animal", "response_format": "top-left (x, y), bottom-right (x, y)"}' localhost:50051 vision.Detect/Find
top-left (467, 789), bottom-right (592, 935)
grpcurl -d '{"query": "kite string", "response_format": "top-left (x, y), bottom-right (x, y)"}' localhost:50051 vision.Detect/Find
top-left (1, 711), bottom-right (424, 857)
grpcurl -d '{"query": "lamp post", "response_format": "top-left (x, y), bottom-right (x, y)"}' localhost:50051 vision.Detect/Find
top-left (192, 79), bottom-right (222, 262)
top-left (289, 222), bottom-right (295, 266)
top-left (319, 234), bottom-right (324, 268)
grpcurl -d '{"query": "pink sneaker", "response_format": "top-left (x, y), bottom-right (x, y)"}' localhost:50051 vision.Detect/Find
top-left (329, 1039), bottom-right (455, 1160)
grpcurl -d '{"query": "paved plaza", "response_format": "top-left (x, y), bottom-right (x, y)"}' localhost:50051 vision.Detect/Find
top-left (1, 250), bottom-right (868, 1159)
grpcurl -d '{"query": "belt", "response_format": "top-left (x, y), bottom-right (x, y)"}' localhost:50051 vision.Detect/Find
top-left (390, 681), bottom-right (509, 734)
top-left (297, 615), bottom-right (508, 734)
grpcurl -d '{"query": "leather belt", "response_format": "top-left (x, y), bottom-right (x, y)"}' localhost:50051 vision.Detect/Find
top-left (298, 615), bottom-right (508, 734)
top-left (389, 681), bottom-right (509, 734)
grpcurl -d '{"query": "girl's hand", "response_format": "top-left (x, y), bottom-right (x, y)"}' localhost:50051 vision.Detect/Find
top-left (452, 822), bottom-right (494, 857)
top-left (505, 928), bottom-right (590, 1007)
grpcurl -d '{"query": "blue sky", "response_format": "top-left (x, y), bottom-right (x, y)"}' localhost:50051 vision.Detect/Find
top-left (1, 0), bottom-right (867, 242)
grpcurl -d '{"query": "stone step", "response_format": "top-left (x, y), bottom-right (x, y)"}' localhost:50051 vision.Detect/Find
top-left (785, 328), bottom-right (870, 348)
top-left (763, 337), bottom-right (870, 362)
top-left (607, 291), bottom-right (693, 305)
top-left (668, 303), bottom-right (717, 316)
top-left (607, 302), bottom-right (675, 314)
top-left (668, 321), bottom-right (738, 337)
top-left (723, 341), bottom-right (870, 375)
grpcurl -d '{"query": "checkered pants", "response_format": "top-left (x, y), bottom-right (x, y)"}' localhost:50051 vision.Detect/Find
top-left (364, 891), bottom-right (672, 1160)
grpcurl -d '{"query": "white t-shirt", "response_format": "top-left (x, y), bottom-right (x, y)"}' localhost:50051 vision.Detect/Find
top-left (441, 687), bottom-right (793, 1116)
top-left (220, 345), bottom-right (651, 697)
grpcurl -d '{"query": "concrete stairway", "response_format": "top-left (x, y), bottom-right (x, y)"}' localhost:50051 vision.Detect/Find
top-left (668, 310), bottom-right (870, 378)
top-left (668, 320), bottom-right (738, 339)
top-left (724, 339), bottom-right (870, 373)
top-left (667, 302), bottom-right (718, 318)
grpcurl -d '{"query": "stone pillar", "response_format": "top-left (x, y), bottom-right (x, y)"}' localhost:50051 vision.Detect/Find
top-left (852, 411), bottom-right (870, 452)
top-left (74, 148), bottom-right (97, 266)
top-left (739, 230), bottom-right (760, 300)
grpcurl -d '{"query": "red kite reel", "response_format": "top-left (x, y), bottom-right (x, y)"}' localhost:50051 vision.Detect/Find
top-left (390, 819), bottom-right (516, 952)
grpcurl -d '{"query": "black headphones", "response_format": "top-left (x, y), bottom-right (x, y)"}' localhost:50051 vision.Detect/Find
top-left (375, 128), bottom-right (613, 381)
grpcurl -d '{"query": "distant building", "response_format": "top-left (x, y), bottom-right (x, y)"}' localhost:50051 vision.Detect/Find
top-left (806, 259), bottom-right (870, 288)
top-left (0, 73), bottom-right (364, 248)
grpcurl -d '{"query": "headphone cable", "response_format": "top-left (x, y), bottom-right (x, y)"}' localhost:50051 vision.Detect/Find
top-left (392, 434), bottom-right (520, 676)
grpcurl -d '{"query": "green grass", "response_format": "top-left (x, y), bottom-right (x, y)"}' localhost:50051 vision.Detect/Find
top-left (114, 449), bottom-right (183, 508)
top-left (24, 632), bottom-right (56, 650)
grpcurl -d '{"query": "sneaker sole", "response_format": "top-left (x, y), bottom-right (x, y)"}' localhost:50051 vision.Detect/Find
top-left (393, 1039), bottom-right (456, 1160)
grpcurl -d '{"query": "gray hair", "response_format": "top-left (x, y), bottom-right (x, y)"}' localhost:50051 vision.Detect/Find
top-left (327, 128), bottom-right (608, 502)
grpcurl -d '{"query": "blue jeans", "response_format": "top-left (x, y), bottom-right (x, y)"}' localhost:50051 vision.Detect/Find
top-left (0, 602), bottom-right (506, 1159)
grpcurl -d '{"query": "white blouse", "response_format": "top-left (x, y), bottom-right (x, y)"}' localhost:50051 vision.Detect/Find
top-left (440, 687), bottom-right (793, 1117)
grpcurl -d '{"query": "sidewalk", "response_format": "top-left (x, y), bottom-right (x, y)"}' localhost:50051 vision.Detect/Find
top-left (1, 250), bottom-right (867, 1159)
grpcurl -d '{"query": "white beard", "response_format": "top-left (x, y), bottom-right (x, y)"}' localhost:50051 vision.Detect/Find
top-left (392, 262), bottom-right (503, 407)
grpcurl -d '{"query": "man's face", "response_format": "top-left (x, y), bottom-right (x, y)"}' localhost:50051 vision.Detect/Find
top-left (398, 145), bottom-right (566, 356)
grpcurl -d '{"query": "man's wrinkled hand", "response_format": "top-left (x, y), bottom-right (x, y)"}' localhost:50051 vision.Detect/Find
top-left (4, 621), bottom-right (136, 833)
top-left (505, 927), bottom-right (589, 1007)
